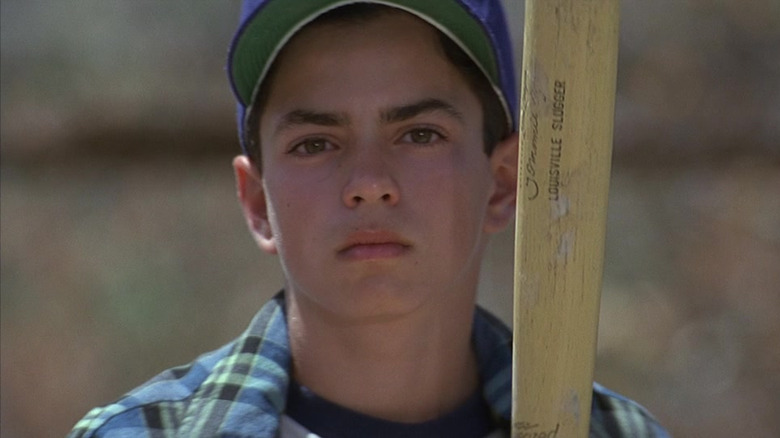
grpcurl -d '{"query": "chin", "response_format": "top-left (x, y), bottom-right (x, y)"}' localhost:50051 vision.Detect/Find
top-left (307, 281), bottom-right (429, 325)
top-left (348, 286), bottom-right (425, 319)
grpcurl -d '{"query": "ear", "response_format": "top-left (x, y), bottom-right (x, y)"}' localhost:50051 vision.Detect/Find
top-left (484, 132), bottom-right (519, 234)
top-left (233, 155), bottom-right (277, 254)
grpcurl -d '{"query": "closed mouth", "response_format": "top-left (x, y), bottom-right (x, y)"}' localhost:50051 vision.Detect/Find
top-left (338, 230), bottom-right (411, 260)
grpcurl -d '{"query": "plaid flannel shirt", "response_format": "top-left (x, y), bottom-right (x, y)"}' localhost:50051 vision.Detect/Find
top-left (68, 292), bottom-right (669, 437)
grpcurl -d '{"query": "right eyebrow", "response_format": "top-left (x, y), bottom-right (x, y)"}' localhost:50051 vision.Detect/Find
top-left (275, 109), bottom-right (349, 134)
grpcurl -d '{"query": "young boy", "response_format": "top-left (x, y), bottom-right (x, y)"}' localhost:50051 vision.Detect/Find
top-left (69, 1), bottom-right (668, 436)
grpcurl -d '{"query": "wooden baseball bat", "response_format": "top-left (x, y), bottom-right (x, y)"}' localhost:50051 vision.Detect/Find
top-left (511, 1), bottom-right (621, 437)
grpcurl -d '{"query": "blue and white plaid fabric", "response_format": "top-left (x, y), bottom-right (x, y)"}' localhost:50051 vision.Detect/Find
top-left (68, 292), bottom-right (668, 437)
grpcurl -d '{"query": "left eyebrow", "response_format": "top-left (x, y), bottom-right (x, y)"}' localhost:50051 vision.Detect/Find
top-left (381, 98), bottom-right (464, 124)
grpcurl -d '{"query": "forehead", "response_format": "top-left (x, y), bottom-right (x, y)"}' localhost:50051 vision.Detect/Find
top-left (261, 10), bottom-right (470, 110)
top-left (277, 9), bottom-right (444, 75)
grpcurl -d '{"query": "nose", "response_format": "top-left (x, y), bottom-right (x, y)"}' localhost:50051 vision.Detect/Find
top-left (342, 151), bottom-right (400, 208)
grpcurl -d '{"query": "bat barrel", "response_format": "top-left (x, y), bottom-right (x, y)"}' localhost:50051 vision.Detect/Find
top-left (512, 1), bottom-right (621, 437)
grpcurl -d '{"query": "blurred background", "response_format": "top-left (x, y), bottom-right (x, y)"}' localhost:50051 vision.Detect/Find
top-left (1, 0), bottom-right (778, 436)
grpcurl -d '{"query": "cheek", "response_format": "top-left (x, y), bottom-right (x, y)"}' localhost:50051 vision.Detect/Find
top-left (265, 167), bottom-right (326, 213)
top-left (407, 154), bottom-right (492, 234)
top-left (263, 176), bottom-right (319, 250)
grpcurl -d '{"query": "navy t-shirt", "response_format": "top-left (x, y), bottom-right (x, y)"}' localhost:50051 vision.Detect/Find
top-left (285, 380), bottom-right (500, 438)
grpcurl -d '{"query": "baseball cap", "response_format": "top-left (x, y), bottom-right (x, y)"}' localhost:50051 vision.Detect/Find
top-left (227, 0), bottom-right (518, 154)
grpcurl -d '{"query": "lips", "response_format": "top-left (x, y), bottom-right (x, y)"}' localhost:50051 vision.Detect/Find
top-left (337, 230), bottom-right (411, 261)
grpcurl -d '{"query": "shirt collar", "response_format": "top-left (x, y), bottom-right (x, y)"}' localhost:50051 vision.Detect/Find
top-left (180, 292), bottom-right (513, 434)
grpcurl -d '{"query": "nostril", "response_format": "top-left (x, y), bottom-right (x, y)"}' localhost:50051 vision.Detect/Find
top-left (343, 175), bottom-right (400, 207)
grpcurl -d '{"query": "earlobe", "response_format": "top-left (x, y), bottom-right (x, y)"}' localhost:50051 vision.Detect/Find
top-left (485, 132), bottom-right (519, 233)
top-left (232, 155), bottom-right (278, 254)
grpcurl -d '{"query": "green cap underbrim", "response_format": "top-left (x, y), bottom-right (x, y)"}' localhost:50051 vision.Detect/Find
top-left (230, 0), bottom-right (500, 110)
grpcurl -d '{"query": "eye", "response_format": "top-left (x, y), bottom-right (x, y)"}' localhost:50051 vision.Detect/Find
top-left (402, 128), bottom-right (445, 145)
top-left (289, 138), bottom-right (333, 156)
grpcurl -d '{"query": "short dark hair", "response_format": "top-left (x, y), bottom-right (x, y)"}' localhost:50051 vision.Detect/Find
top-left (243, 4), bottom-right (510, 168)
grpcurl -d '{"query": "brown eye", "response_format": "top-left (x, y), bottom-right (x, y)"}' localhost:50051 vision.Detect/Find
top-left (404, 128), bottom-right (443, 144)
top-left (291, 138), bottom-right (332, 155)
top-left (303, 139), bottom-right (327, 154)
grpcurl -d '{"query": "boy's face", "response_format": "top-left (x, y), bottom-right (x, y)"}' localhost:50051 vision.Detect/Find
top-left (235, 11), bottom-right (517, 322)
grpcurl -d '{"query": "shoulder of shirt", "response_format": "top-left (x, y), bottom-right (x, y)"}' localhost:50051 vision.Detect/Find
top-left (67, 294), bottom-right (289, 437)
top-left (590, 382), bottom-right (670, 437)
top-left (66, 341), bottom-right (233, 437)
top-left (68, 297), bottom-right (669, 437)
top-left (473, 307), bottom-right (669, 438)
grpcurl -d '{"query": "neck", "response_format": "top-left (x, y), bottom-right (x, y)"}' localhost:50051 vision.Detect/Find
top-left (286, 290), bottom-right (480, 423)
